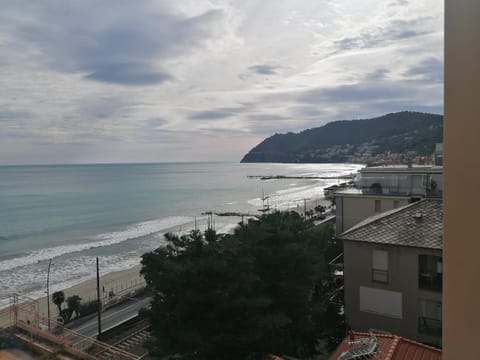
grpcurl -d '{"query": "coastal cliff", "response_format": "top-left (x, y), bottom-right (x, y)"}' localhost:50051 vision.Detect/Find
top-left (241, 111), bottom-right (443, 164)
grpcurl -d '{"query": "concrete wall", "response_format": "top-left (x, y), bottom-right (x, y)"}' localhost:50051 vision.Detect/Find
top-left (344, 240), bottom-right (442, 346)
top-left (336, 195), bottom-right (410, 234)
top-left (444, 1), bottom-right (480, 358)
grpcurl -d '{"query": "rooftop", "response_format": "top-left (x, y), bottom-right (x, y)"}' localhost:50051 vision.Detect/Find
top-left (330, 331), bottom-right (442, 360)
top-left (338, 199), bottom-right (443, 250)
top-left (360, 165), bottom-right (443, 174)
top-left (334, 188), bottom-right (413, 198)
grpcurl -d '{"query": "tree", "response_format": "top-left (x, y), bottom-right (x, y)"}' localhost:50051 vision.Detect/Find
top-left (66, 295), bottom-right (82, 319)
top-left (141, 212), bottom-right (342, 360)
top-left (52, 291), bottom-right (65, 314)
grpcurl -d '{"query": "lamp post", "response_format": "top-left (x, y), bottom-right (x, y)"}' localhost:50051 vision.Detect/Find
top-left (46, 259), bottom-right (52, 331)
top-left (96, 257), bottom-right (102, 337)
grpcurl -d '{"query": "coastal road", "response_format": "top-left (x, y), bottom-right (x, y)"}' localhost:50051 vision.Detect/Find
top-left (68, 296), bottom-right (151, 338)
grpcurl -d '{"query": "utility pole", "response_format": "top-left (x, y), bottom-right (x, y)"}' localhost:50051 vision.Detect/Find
top-left (46, 259), bottom-right (52, 331)
top-left (303, 198), bottom-right (311, 217)
top-left (96, 257), bottom-right (102, 337)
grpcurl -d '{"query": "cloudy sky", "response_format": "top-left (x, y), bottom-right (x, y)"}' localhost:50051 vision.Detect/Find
top-left (0, 0), bottom-right (443, 164)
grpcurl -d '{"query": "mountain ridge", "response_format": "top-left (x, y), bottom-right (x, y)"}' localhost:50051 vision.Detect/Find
top-left (241, 111), bottom-right (443, 164)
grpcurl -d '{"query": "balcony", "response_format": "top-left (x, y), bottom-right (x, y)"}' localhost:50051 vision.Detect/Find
top-left (419, 273), bottom-right (442, 292)
top-left (418, 316), bottom-right (442, 337)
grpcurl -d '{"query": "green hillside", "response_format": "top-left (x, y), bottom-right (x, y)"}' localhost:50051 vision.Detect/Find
top-left (241, 111), bottom-right (443, 163)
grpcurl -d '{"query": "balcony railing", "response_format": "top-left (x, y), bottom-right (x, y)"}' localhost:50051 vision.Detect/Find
top-left (418, 316), bottom-right (442, 337)
top-left (419, 273), bottom-right (442, 292)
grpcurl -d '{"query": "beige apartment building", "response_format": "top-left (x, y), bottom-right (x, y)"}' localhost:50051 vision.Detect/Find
top-left (335, 165), bottom-right (443, 234)
top-left (339, 199), bottom-right (442, 347)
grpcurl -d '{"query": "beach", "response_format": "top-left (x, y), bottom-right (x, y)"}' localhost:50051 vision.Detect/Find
top-left (35, 265), bottom-right (145, 320)
top-left (33, 196), bottom-right (333, 319)
top-left (19, 193), bottom-right (335, 320)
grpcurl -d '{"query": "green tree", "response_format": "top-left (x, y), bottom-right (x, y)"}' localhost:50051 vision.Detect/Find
top-left (52, 291), bottom-right (65, 314)
top-left (141, 212), bottom-right (342, 360)
top-left (66, 295), bottom-right (82, 319)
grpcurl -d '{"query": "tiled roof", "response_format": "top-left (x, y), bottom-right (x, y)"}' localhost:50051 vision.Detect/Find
top-left (330, 332), bottom-right (442, 360)
top-left (339, 199), bottom-right (442, 249)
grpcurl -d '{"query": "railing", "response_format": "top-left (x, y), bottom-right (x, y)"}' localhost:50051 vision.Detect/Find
top-left (418, 316), bottom-right (442, 337)
top-left (1, 293), bottom-right (142, 360)
top-left (419, 273), bottom-right (442, 292)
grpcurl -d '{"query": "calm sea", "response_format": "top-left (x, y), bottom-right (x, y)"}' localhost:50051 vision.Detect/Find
top-left (0, 162), bottom-right (362, 300)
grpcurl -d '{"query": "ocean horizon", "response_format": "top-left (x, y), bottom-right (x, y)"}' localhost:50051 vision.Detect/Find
top-left (0, 162), bottom-right (363, 302)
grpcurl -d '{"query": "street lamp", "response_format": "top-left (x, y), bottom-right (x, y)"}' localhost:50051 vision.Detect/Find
top-left (46, 259), bottom-right (52, 331)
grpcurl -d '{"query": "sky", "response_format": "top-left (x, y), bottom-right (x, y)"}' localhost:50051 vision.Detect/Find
top-left (0, 0), bottom-right (443, 164)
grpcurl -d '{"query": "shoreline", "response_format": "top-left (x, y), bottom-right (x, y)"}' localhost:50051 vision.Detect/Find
top-left (32, 195), bottom-right (330, 318)
top-left (34, 265), bottom-right (145, 319)
top-left (7, 190), bottom-right (334, 317)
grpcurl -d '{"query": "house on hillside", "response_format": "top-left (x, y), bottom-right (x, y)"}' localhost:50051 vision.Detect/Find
top-left (338, 199), bottom-right (442, 347)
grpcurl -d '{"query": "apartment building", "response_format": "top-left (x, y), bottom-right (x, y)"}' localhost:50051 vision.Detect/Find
top-left (338, 199), bottom-right (442, 347)
top-left (335, 165), bottom-right (442, 234)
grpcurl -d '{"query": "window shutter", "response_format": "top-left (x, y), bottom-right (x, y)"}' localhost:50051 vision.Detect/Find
top-left (373, 250), bottom-right (388, 270)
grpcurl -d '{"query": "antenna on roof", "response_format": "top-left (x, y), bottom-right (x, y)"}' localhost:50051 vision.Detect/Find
top-left (338, 333), bottom-right (378, 360)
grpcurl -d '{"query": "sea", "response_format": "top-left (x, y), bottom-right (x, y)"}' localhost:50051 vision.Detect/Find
top-left (0, 162), bottom-right (362, 303)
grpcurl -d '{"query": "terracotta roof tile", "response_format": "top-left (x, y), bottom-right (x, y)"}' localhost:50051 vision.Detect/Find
top-left (330, 332), bottom-right (441, 360)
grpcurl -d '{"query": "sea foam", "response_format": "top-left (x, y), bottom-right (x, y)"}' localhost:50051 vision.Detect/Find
top-left (0, 216), bottom-right (193, 272)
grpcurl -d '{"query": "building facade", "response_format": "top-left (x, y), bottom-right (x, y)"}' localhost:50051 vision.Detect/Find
top-left (334, 165), bottom-right (443, 235)
top-left (339, 199), bottom-right (442, 347)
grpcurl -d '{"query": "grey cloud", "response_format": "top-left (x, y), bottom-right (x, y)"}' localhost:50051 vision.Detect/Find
top-left (10, 2), bottom-right (224, 86)
top-left (289, 106), bottom-right (325, 118)
top-left (298, 83), bottom-right (408, 103)
top-left (296, 80), bottom-right (443, 119)
top-left (389, 0), bottom-right (409, 6)
top-left (365, 69), bottom-right (389, 81)
top-left (239, 64), bottom-right (281, 80)
top-left (334, 18), bottom-right (431, 51)
top-left (249, 64), bottom-right (279, 75)
top-left (85, 63), bottom-right (172, 86)
top-left (404, 57), bottom-right (443, 83)
top-left (0, 110), bottom-right (29, 122)
top-left (80, 96), bottom-right (133, 120)
top-left (248, 114), bottom-right (288, 121)
top-left (189, 109), bottom-right (237, 120)
top-left (146, 118), bottom-right (168, 128)
top-left (197, 127), bottom-right (248, 136)
top-left (254, 76), bottom-right (443, 129)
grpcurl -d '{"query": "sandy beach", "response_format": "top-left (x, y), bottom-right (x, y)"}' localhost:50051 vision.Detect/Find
top-left (35, 265), bottom-right (145, 319)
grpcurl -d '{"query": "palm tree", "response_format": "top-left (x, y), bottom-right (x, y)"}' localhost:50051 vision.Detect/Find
top-left (66, 295), bottom-right (82, 318)
top-left (52, 291), bottom-right (65, 314)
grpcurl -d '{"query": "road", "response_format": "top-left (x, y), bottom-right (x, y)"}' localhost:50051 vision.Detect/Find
top-left (68, 296), bottom-right (151, 338)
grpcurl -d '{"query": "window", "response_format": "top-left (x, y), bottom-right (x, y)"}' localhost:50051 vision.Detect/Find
top-left (418, 299), bottom-right (442, 336)
top-left (374, 200), bottom-right (381, 212)
top-left (419, 255), bottom-right (442, 292)
top-left (372, 249), bottom-right (388, 283)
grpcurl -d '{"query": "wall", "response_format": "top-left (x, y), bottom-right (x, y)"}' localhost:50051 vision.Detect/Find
top-left (444, 1), bottom-right (480, 358)
top-left (344, 240), bottom-right (442, 346)
top-left (336, 195), bottom-right (410, 234)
